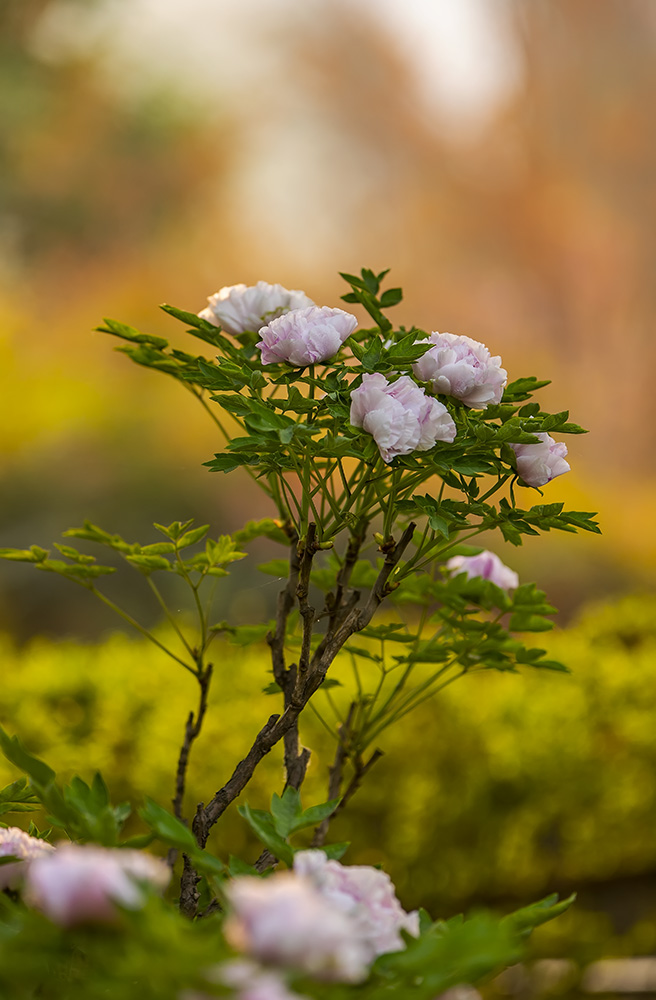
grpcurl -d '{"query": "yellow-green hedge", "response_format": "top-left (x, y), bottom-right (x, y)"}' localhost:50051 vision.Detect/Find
top-left (2, 595), bottom-right (656, 952)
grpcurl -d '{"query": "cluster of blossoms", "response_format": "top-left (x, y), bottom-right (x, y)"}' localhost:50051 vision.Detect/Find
top-left (0, 828), bottom-right (169, 926)
top-left (198, 281), bottom-right (570, 487)
top-left (224, 849), bottom-right (419, 985)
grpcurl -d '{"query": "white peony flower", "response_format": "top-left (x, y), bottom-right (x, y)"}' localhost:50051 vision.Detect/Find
top-left (293, 850), bottom-right (419, 960)
top-left (446, 551), bottom-right (519, 591)
top-left (257, 306), bottom-right (357, 366)
top-left (350, 373), bottom-right (456, 463)
top-left (0, 826), bottom-right (55, 890)
top-left (413, 332), bottom-right (507, 408)
top-left (225, 872), bottom-right (371, 983)
top-left (510, 432), bottom-right (570, 487)
top-left (199, 282), bottom-right (314, 335)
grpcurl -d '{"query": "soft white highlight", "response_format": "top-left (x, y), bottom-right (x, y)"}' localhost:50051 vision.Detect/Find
top-left (199, 281), bottom-right (314, 335)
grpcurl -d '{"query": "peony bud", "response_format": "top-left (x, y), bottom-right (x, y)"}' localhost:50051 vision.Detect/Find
top-left (446, 551), bottom-right (519, 591)
top-left (257, 306), bottom-right (357, 366)
top-left (199, 282), bottom-right (314, 335)
top-left (510, 433), bottom-right (570, 488)
top-left (413, 332), bottom-right (507, 409)
top-left (350, 373), bottom-right (456, 463)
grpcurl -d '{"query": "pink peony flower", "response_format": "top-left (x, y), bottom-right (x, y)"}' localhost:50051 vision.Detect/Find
top-left (0, 826), bottom-right (55, 890)
top-left (350, 373), bottom-right (456, 463)
top-left (413, 332), bottom-right (507, 408)
top-left (199, 282), bottom-right (314, 335)
top-left (510, 432), bottom-right (570, 488)
top-left (225, 872), bottom-right (370, 983)
top-left (24, 844), bottom-right (170, 927)
top-left (256, 306), bottom-right (357, 366)
top-left (293, 850), bottom-right (419, 960)
top-left (446, 551), bottom-right (519, 591)
top-left (215, 960), bottom-right (310, 1000)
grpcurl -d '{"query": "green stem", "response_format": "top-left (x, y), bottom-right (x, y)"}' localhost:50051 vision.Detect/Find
top-left (146, 576), bottom-right (195, 658)
top-left (90, 588), bottom-right (197, 676)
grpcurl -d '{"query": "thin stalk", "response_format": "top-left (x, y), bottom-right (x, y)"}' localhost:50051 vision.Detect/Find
top-left (146, 577), bottom-right (195, 658)
top-left (362, 664), bottom-right (464, 746)
top-left (90, 588), bottom-right (197, 676)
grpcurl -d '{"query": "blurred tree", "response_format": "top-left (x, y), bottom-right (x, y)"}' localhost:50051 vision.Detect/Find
top-left (0, 0), bottom-right (225, 278)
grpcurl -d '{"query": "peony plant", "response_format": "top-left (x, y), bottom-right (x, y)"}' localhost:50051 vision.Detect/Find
top-left (0, 267), bottom-right (599, 998)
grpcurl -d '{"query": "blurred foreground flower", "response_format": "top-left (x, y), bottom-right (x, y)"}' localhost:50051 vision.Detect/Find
top-left (446, 551), bottom-right (519, 591)
top-left (511, 433), bottom-right (570, 487)
top-left (350, 372), bottom-right (456, 462)
top-left (225, 850), bottom-right (418, 983)
top-left (294, 849), bottom-right (419, 958)
top-left (199, 281), bottom-right (314, 335)
top-left (24, 844), bottom-right (170, 927)
top-left (217, 960), bottom-right (309, 1000)
top-left (0, 826), bottom-right (54, 889)
top-left (257, 306), bottom-right (357, 366)
top-left (225, 871), bottom-right (370, 982)
top-left (413, 332), bottom-right (507, 408)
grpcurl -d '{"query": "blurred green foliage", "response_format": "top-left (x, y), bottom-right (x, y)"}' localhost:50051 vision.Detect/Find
top-left (1, 594), bottom-right (656, 962)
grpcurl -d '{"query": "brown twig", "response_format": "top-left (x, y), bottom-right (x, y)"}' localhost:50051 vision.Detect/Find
top-left (326, 521), bottom-right (369, 632)
top-left (190, 524), bottom-right (416, 853)
top-left (312, 703), bottom-right (355, 847)
top-left (173, 664), bottom-right (213, 821)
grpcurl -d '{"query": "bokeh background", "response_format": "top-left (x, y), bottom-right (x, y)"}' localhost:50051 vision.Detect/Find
top-left (2, 0), bottom-right (656, 990)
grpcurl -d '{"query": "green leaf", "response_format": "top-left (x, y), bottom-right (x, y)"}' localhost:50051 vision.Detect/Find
top-left (176, 525), bottom-right (210, 548)
top-left (0, 546), bottom-right (49, 563)
top-left (159, 303), bottom-right (212, 331)
top-left (99, 317), bottom-right (168, 349)
top-left (153, 519), bottom-right (194, 541)
top-left (229, 856), bottom-right (260, 876)
top-left (233, 518), bottom-right (289, 546)
top-left (125, 554), bottom-right (172, 572)
top-left (321, 841), bottom-right (350, 861)
top-left (290, 797), bottom-right (340, 834)
top-left (0, 727), bottom-right (56, 788)
top-left (0, 777), bottom-right (40, 815)
top-left (237, 803), bottom-right (294, 866)
top-left (503, 893), bottom-right (576, 937)
top-left (379, 287), bottom-right (403, 307)
top-left (270, 788), bottom-right (303, 839)
top-left (139, 798), bottom-right (197, 852)
top-left (204, 452), bottom-right (261, 473)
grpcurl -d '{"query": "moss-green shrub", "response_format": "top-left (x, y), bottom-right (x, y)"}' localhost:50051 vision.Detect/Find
top-left (2, 595), bottom-right (656, 957)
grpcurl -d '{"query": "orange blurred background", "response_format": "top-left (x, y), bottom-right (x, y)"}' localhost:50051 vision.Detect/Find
top-left (1, 0), bottom-right (655, 638)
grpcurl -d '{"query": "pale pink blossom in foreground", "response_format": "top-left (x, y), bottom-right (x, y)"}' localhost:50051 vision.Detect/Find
top-left (25, 844), bottom-right (170, 927)
top-left (199, 282), bottom-right (314, 335)
top-left (294, 850), bottom-right (419, 959)
top-left (225, 872), bottom-right (371, 982)
top-left (446, 551), bottom-right (519, 591)
top-left (0, 826), bottom-right (55, 889)
top-left (257, 306), bottom-right (358, 366)
top-left (413, 332), bottom-right (507, 408)
top-left (510, 432), bottom-right (570, 487)
top-left (350, 373), bottom-right (456, 463)
top-left (216, 960), bottom-right (310, 1000)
